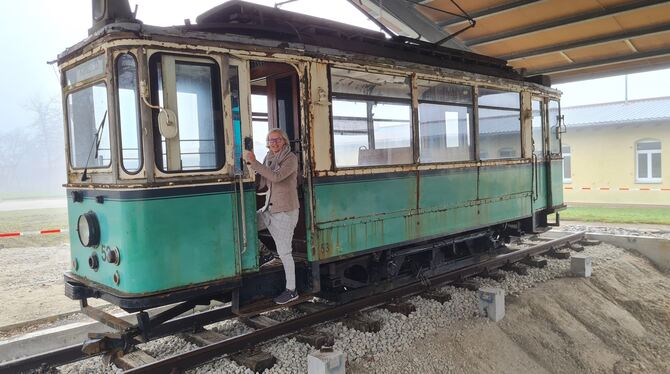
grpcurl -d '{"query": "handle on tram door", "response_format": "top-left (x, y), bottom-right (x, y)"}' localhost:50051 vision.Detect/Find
top-left (243, 136), bottom-right (253, 165)
top-left (238, 136), bottom-right (254, 253)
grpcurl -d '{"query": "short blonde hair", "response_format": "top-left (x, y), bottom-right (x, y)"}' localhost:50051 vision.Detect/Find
top-left (266, 128), bottom-right (290, 148)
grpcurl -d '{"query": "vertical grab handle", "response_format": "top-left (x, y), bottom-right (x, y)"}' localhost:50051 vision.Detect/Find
top-left (238, 137), bottom-right (254, 254)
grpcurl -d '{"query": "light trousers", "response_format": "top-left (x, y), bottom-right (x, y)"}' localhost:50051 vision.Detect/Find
top-left (258, 208), bottom-right (299, 291)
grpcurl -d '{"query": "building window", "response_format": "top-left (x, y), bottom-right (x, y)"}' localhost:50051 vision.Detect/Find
top-left (636, 140), bottom-right (661, 183)
top-left (562, 145), bottom-right (571, 183)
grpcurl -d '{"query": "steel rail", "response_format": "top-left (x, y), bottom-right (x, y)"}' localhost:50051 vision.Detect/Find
top-left (127, 231), bottom-right (585, 374)
top-left (0, 305), bottom-right (235, 374)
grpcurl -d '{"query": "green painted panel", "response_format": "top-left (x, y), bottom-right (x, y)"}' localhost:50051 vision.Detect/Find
top-left (479, 164), bottom-right (532, 198)
top-left (533, 164), bottom-right (548, 211)
top-left (68, 189), bottom-right (257, 295)
top-left (550, 159), bottom-right (564, 207)
top-left (314, 176), bottom-right (416, 224)
top-left (312, 164), bottom-right (534, 261)
top-left (419, 169), bottom-right (477, 210)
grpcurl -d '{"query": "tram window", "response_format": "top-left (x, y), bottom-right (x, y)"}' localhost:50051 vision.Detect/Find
top-left (251, 94), bottom-right (269, 161)
top-left (531, 99), bottom-right (544, 159)
top-left (65, 55), bottom-right (105, 86)
top-left (548, 100), bottom-right (561, 155)
top-left (66, 83), bottom-right (111, 169)
top-left (150, 55), bottom-right (224, 172)
top-left (116, 53), bottom-right (142, 173)
top-left (330, 68), bottom-right (412, 167)
top-left (417, 80), bottom-right (474, 163)
top-left (478, 88), bottom-right (521, 160)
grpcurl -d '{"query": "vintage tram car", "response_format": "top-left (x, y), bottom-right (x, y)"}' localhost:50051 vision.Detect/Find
top-left (60, 0), bottom-right (565, 315)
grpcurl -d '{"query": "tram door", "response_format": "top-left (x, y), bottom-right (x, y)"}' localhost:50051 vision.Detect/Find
top-left (249, 61), bottom-right (307, 258)
top-left (531, 98), bottom-right (549, 227)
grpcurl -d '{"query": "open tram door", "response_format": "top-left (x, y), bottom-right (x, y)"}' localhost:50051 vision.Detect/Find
top-left (233, 60), bottom-right (311, 311)
top-left (529, 96), bottom-right (564, 231)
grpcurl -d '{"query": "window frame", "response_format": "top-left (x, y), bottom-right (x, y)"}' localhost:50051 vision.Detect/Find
top-left (148, 52), bottom-right (227, 175)
top-left (635, 139), bottom-right (662, 183)
top-left (114, 51), bottom-right (144, 176)
top-left (562, 145), bottom-right (571, 183)
top-left (416, 79), bottom-right (475, 165)
top-left (328, 66), bottom-right (414, 170)
top-left (62, 53), bottom-right (113, 174)
top-left (476, 87), bottom-right (523, 161)
top-left (531, 97), bottom-right (546, 160)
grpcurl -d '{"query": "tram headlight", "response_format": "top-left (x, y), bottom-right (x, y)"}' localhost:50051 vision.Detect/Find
top-left (77, 211), bottom-right (100, 247)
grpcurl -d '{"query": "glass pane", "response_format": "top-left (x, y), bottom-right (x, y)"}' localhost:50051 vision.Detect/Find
top-left (229, 66), bottom-right (242, 173)
top-left (548, 100), bottom-right (560, 154)
top-left (117, 54), bottom-right (142, 173)
top-left (175, 62), bottom-right (220, 170)
top-left (637, 141), bottom-right (661, 151)
top-left (531, 100), bottom-right (544, 157)
top-left (332, 99), bottom-right (412, 167)
top-left (67, 83), bottom-right (110, 168)
top-left (417, 79), bottom-right (472, 105)
top-left (562, 145), bottom-right (570, 154)
top-left (563, 155), bottom-right (571, 180)
top-left (65, 55), bottom-right (105, 86)
top-left (478, 108), bottom-right (521, 160)
top-left (652, 152), bottom-right (661, 179)
top-left (331, 68), bottom-right (410, 99)
top-left (638, 153), bottom-right (648, 179)
top-left (478, 88), bottom-right (520, 109)
top-left (251, 94), bottom-right (269, 162)
top-left (418, 102), bottom-right (473, 163)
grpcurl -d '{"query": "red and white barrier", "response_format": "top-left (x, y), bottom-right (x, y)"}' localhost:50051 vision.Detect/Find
top-left (0, 229), bottom-right (67, 238)
top-left (565, 186), bottom-right (670, 192)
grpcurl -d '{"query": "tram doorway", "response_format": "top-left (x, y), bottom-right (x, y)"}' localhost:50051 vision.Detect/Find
top-left (248, 61), bottom-right (307, 261)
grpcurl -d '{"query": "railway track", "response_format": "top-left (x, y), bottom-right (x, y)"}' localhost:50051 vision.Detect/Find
top-left (0, 230), bottom-right (586, 374)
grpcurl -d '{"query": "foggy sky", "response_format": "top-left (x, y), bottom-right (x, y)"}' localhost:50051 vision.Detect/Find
top-left (0, 1), bottom-right (668, 132)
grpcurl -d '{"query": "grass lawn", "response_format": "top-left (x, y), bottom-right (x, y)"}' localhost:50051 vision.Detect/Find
top-left (558, 206), bottom-right (670, 225)
top-left (0, 208), bottom-right (69, 248)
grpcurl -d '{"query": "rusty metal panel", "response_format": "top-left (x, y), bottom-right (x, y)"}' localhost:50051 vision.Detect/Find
top-left (307, 62), bottom-right (333, 172)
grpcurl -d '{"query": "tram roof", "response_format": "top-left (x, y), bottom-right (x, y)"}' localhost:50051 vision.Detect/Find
top-left (349, 0), bottom-right (670, 84)
top-left (191, 1), bottom-right (524, 81)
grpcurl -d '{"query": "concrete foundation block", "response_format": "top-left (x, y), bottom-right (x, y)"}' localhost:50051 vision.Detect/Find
top-left (571, 255), bottom-right (592, 277)
top-left (477, 287), bottom-right (505, 322)
top-left (308, 349), bottom-right (346, 374)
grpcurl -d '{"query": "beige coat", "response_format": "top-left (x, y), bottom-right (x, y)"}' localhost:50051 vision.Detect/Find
top-left (249, 152), bottom-right (299, 213)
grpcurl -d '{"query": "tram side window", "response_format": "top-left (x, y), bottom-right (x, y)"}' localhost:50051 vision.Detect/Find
top-left (116, 53), bottom-right (142, 173)
top-left (417, 80), bottom-right (474, 163)
top-left (531, 99), bottom-right (544, 159)
top-left (330, 68), bottom-right (412, 167)
top-left (548, 100), bottom-right (561, 155)
top-left (66, 83), bottom-right (111, 168)
top-left (150, 54), bottom-right (224, 172)
top-left (478, 88), bottom-right (521, 160)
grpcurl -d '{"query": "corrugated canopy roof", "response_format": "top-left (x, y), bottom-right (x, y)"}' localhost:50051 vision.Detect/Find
top-left (563, 96), bottom-right (670, 126)
top-left (349, 0), bottom-right (670, 84)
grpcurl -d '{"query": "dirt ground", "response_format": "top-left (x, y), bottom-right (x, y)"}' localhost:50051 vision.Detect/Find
top-left (352, 251), bottom-right (670, 373)
top-left (0, 244), bottom-right (107, 329)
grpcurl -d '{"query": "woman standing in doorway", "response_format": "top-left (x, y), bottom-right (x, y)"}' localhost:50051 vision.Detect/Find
top-left (244, 128), bottom-right (299, 305)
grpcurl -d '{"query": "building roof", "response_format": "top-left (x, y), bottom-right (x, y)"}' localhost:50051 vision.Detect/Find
top-left (350, 0), bottom-right (670, 84)
top-left (563, 96), bottom-right (670, 128)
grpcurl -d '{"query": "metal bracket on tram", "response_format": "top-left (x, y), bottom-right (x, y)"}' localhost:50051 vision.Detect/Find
top-left (139, 80), bottom-right (179, 139)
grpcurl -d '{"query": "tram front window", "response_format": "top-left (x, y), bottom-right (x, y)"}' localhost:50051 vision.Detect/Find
top-left (150, 54), bottom-right (225, 172)
top-left (66, 83), bottom-right (111, 169)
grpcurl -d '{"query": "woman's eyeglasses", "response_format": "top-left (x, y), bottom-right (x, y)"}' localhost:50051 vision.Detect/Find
top-left (268, 138), bottom-right (283, 144)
